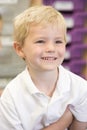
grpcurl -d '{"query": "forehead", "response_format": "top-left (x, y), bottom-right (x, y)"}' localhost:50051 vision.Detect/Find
top-left (27, 23), bottom-right (65, 41)
top-left (29, 22), bottom-right (65, 33)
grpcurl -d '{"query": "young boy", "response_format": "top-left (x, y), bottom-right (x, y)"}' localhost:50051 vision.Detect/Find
top-left (0, 5), bottom-right (87, 130)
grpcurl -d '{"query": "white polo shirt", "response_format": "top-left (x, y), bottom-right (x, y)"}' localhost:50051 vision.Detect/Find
top-left (0, 65), bottom-right (87, 130)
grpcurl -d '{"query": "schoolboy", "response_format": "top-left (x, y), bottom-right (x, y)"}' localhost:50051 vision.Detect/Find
top-left (0, 5), bottom-right (87, 130)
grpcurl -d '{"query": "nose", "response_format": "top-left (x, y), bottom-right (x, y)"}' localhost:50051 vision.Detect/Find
top-left (45, 42), bottom-right (55, 52)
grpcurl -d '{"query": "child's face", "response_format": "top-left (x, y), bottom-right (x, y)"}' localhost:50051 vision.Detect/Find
top-left (19, 24), bottom-right (66, 72)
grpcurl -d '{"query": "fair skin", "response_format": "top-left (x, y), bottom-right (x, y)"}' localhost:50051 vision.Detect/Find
top-left (69, 119), bottom-right (87, 130)
top-left (42, 107), bottom-right (73, 130)
top-left (14, 23), bottom-right (87, 130)
top-left (14, 23), bottom-right (66, 96)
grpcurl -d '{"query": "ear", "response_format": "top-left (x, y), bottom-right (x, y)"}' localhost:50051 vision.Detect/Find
top-left (13, 41), bottom-right (25, 59)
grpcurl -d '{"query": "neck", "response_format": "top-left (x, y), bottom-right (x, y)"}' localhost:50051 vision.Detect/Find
top-left (28, 67), bottom-right (59, 97)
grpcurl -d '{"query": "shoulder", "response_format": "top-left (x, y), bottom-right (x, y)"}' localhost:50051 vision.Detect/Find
top-left (59, 65), bottom-right (87, 88)
top-left (7, 68), bottom-right (27, 87)
top-left (1, 68), bottom-right (28, 97)
top-left (59, 66), bottom-right (87, 122)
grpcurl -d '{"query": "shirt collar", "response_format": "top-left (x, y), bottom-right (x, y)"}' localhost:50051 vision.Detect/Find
top-left (56, 65), bottom-right (71, 94)
top-left (21, 67), bottom-right (40, 95)
top-left (21, 66), bottom-right (70, 96)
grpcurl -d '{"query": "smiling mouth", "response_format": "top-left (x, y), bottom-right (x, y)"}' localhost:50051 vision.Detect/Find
top-left (41, 57), bottom-right (57, 61)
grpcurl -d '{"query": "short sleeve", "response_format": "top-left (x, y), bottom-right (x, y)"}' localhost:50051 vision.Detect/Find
top-left (70, 85), bottom-right (87, 122)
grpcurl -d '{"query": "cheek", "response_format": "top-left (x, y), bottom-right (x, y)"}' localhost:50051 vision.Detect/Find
top-left (25, 47), bottom-right (42, 59)
top-left (57, 46), bottom-right (66, 56)
top-left (32, 47), bottom-right (43, 56)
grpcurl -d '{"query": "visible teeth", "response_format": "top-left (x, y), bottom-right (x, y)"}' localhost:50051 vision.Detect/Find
top-left (42, 57), bottom-right (56, 60)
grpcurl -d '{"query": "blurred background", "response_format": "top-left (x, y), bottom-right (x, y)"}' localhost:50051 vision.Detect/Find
top-left (0, 0), bottom-right (87, 95)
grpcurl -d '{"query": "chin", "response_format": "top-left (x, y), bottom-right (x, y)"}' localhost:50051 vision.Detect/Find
top-left (41, 65), bottom-right (57, 71)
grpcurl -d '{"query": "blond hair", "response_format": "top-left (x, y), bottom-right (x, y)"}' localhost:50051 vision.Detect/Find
top-left (13, 5), bottom-right (67, 46)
